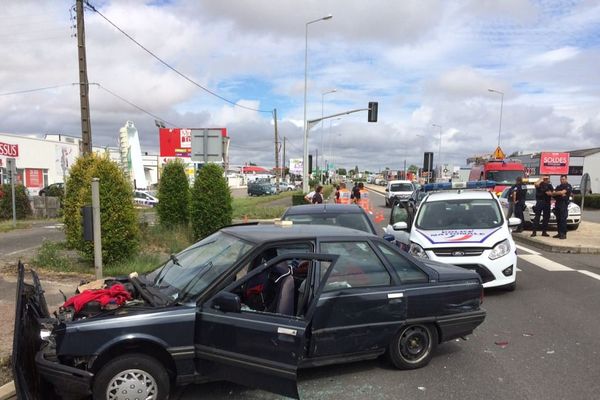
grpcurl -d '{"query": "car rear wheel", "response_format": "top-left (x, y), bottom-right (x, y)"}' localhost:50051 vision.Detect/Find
top-left (92, 353), bottom-right (170, 400)
top-left (388, 324), bottom-right (437, 369)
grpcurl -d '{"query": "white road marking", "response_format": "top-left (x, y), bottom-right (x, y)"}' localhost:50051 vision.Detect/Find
top-left (6, 245), bottom-right (40, 256)
top-left (516, 267), bottom-right (522, 272)
top-left (518, 254), bottom-right (574, 271)
top-left (515, 244), bottom-right (540, 255)
top-left (578, 270), bottom-right (600, 281)
top-left (369, 189), bottom-right (386, 198)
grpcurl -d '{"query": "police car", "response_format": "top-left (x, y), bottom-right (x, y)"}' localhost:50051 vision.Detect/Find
top-left (384, 181), bottom-right (521, 291)
top-left (133, 190), bottom-right (159, 207)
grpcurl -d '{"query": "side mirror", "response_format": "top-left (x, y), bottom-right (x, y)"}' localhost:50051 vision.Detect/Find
top-left (383, 234), bottom-right (395, 242)
top-left (212, 292), bottom-right (241, 313)
top-left (508, 217), bottom-right (521, 227)
top-left (393, 222), bottom-right (408, 231)
top-left (385, 188), bottom-right (389, 192)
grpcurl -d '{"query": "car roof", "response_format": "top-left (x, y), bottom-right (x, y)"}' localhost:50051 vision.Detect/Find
top-left (424, 191), bottom-right (496, 202)
top-left (283, 204), bottom-right (366, 215)
top-left (222, 223), bottom-right (376, 244)
top-left (388, 180), bottom-right (412, 184)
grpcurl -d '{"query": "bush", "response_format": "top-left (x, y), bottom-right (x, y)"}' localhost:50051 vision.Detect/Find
top-left (33, 240), bottom-right (71, 271)
top-left (63, 153), bottom-right (139, 265)
top-left (190, 164), bottom-right (232, 240)
top-left (573, 194), bottom-right (600, 209)
top-left (0, 184), bottom-right (32, 220)
top-left (292, 193), bottom-right (306, 205)
top-left (157, 160), bottom-right (190, 228)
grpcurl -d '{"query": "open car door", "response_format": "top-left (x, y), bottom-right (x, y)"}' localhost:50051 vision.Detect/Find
top-left (385, 200), bottom-right (414, 250)
top-left (12, 261), bottom-right (57, 400)
top-left (195, 253), bottom-right (338, 399)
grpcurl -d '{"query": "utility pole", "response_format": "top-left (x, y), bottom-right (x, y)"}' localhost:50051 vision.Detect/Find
top-left (76, 0), bottom-right (92, 154)
top-left (273, 109), bottom-right (280, 191)
top-left (283, 137), bottom-right (287, 182)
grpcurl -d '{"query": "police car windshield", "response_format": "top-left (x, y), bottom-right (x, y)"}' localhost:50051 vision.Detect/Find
top-left (416, 199), bottom-right (503, 230)
top-left (391, 183), bottom-right (414, 191)
top-left (486, 170), bottom-right (522, 184)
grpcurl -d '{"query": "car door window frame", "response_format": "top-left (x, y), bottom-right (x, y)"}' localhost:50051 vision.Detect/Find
top-left (371, 238), bottom-right (430, 285)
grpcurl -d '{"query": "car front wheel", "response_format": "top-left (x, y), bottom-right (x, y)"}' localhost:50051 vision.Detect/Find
top-left (92, 353), bottom-right (170, 400)
top-left (388, 324), bottom-right (437, 369)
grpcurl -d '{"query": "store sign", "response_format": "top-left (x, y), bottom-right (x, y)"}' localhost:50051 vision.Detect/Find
top-left (289, 158), bottom-right (303, 175)
top-left (0, 142), bottom-right (19, 157)
top-left (540, 152), bottom-right (569, 175)
top-left (25, 169), bottom-right (43, 188)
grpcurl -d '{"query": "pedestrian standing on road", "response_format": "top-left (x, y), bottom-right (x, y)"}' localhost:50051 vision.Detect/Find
top-left (334, 184), bottom-right (341, 204)
top-left (512, 177), bottom-right (527, 233)
top-left (338, 182), bottom-right (352, 204)
top-left (506, 184), bottom-right (515, 219)
top-left (311, 185), bottom-right (323, 204)
top-left (350, 181), bottom-right (360, 203)
top-left (552, 175), bottom-right (572, 240)
top-left (531, 175), bottom-right (554, 237)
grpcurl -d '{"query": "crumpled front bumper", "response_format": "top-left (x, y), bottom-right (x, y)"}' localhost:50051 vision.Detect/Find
top-left (36, 347), bottom-right (94, 397)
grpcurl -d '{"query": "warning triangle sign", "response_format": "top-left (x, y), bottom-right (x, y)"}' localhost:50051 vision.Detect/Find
top-left (492, 146), bottom-right (506, 160)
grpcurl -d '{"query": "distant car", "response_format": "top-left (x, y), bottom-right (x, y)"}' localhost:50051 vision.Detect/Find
top-left (133, 190), bottom-right (159, 207)
top-left (14, 224), bottom-right (485, 399)
top-left (281, 204), bottom-right (379, 235)
top-left (248, 182), bottom-right (277, 196)
top-left (407, 189), bottom-right (427, 213)
top-left (277, 182), bottom-right (295, 191)
top-left (498, 185), bottom-right (581, 230)
top-left (385, 180), bottom-right (415, 207)
top-left (38, 183), bottom-right (64, 197)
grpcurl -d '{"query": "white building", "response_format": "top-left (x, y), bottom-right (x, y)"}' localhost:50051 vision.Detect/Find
top-left (0, 132), bottom-right (159, 195)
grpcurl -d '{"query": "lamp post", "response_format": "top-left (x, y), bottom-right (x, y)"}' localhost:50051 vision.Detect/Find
top-left (488, 88), bottom-right (504, 147)
top-left (432, 124), bottom-right (442, 179)
top-left (319, 88), bottom-right (336, 182)
top-left (303, 14), bottom-right (333, 193)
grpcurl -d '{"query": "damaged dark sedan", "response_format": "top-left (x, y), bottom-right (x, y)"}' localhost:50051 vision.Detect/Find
top-left (13, 224), bottom-right (486, 400)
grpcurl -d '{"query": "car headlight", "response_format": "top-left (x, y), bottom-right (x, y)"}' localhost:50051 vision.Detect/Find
top-left (570, 204), bottom-right (581, 213)
top-left (409, 242), bottom-right (428, 259)
top-left (489, 239), bottom-right (511, 260)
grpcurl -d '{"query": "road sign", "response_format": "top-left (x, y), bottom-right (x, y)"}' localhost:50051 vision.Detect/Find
top-left (191, 129), bottom-right (224, 163)
top-left (492, 146), bottom-right (506, 159)
top-left (580, 173), bottom-right (591, 195)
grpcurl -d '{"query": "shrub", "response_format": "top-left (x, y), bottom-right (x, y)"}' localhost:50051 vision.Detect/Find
top-left (33, 240), bottom-right (71, 271)
top-left (292, 193), bottom-right (306, 205)
top-left (573, 194), bottom-right (600, 209)
top-left (63, 153), bottom-right (139, 265)
top-left (190, 163), bottom-right (232, 240)
top-left (0, 184), bottom-right (32, 220)
top-left (157, 160), bottom-right (190, 228)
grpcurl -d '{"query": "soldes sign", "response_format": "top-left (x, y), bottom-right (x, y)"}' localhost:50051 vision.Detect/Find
top-left (540, 152), bottom-right (569, 175)
top-left (0, 142), bottom-right (19, 157)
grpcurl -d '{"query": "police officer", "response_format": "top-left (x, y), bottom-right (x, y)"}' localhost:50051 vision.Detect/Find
top-left (337, 182), bottom-right (352, 204)
top-left (506, 184), bottom-right (515, 219)
top-left (552, 175), bottom-right (572, 239)
top-left (351, 181), bottom-right (361, 203)
top-left (531, 175), bottom-right (553, 237)
top-left (512, 176), bottom-right (527, 233)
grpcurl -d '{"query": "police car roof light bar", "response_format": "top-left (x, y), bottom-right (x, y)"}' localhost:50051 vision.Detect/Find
top-left (421, 180), bottom-right (497, 192)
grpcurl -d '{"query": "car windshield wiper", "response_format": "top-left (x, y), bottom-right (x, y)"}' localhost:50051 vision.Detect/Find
top-left (170, 261), bottom-right (214, 305)
top-left (154, 254), bottom-right (183, 287)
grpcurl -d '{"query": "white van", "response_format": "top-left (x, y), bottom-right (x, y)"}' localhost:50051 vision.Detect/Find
top-left (385, 180), bottom-right (415, 207)
top-left (384, 182), bottom-right (521, 291)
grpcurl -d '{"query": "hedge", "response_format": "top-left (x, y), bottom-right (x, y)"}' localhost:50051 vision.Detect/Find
top-left (0, 184), bottom-right (32, 219)
top-left (157, 159), bottom-right (190, 228)
top-left (190, 164), bottom-right (232, 240)
top-left (573, 194), bottom-right (600, 209)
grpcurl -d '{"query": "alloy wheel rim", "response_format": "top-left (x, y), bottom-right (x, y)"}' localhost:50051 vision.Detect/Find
top-left (106, 368), bottom-right (157, 400)
top-left (398, 325), bottom-right (431, 364)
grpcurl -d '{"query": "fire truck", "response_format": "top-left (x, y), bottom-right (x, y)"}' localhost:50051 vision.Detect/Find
top-left (468, 147), bottom-right (525, 196)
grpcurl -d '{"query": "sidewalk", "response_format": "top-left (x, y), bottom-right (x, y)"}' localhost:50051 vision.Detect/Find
top-left (512, 221), bottom-right (600, 254)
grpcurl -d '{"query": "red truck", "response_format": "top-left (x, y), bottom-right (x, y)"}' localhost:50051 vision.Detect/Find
top-left (469, 159), bottom-right (525, 196)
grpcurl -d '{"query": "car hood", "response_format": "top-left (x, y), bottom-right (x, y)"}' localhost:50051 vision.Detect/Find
top-left (524, 200), bottom-right (580, 212)
top-left (414, 226), bottom-right (504, 246)
top-left (420, 259), bottom-right (482, 283)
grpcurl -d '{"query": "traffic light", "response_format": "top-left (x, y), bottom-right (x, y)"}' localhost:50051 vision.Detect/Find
top-left (368, 102), bottom-right (378, 122)
top-left (308, 155), bottom-right (313, 174)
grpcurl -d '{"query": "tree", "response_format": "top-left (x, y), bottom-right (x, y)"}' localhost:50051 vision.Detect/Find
top-left (0, 184), bottom-right (32, 220)
top-left (408, 164), bottom-right (419, 173)
top-left (190, 164), bottom-right (232, 240)
top-left (157, 159), bottom-right (190, 228)
top-left (337, 168), bottom-right (347, 176)
top-left (63, 153), bottom-right (139, 264)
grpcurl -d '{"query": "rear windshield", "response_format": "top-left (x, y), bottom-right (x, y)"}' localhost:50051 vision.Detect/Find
top-left (283, 213), bottom-right (374, 234)
top-left (391, 183), bottom-right (413, 192)
top-left (416, 199), bottom-right (503, 230)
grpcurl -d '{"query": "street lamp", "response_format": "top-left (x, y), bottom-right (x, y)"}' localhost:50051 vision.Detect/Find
top-left (319, 88), bottom-right (336, 181)
top-left (303, 14), bottom-right (333, 193)
top-left (432, 124), bottom-right (442, 176)
top-left (488, 88), bottom-right (504, 147)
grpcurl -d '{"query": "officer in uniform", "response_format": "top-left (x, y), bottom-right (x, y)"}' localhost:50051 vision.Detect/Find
top-left (552, 175), bottom-right (572, 239)
top-left (511, 176), bottom-right (527, 233)
top-left (531, 175), bottom-right (553, 237)
top-left (337, 182), bottom-right (352, 204)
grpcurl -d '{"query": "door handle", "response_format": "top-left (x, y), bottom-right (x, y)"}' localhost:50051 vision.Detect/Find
top-left (387, 293), bottom-right (404, 299)
top-left (277, 327), bottom-right (297, 336)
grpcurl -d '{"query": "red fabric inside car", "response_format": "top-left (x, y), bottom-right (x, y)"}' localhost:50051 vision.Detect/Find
top-left (63, 284), bottom-right (132, 312)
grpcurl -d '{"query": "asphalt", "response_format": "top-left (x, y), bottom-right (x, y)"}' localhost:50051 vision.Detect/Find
top-left (0, 221), bottom-right (65, 266)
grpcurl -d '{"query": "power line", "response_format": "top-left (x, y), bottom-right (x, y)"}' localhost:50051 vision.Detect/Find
top-left (0, 83), bottom-right (77, 96)
top-left (84, 1), bottom-right (274, 114)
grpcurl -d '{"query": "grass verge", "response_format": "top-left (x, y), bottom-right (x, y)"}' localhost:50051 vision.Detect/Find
top-left (232, 191), bottom-right (295, 219)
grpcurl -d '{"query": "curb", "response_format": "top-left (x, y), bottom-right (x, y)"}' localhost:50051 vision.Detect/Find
top-left (0, 381), bottom-right (15, 400)
top-left (513, 234), bottom-right (600, 254)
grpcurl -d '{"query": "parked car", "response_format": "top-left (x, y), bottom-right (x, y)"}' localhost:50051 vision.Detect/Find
top-left (14, 224), bottom-right (485, 400)
top-left (248, 182), bottom-right (277, 196)
top-left (498, 185), bottom-right (581, 230)
top-left (277, 181), bottom-right (296, 191)
top-left (385, 180), bottom-right (415, 207)
top-left (385, 182), bottom-right (520, 291)
top-left (38, 182), bottom-right (64, 197)
top-left (133, 190), bottom-right (159, 207)
top-left (281, 204), bottom-right (379, 235)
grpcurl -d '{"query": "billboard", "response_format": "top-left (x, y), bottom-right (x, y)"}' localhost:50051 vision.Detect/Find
top-left (160, 128), bottom-right (226, 157)
top-left (289, 158), bottom-right (303, 175)
top-left (540, 152), bottom-right (569, 175)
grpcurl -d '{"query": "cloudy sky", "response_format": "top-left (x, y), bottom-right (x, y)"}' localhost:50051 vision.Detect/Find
top-left (1, 0), bottom-right (599, 171)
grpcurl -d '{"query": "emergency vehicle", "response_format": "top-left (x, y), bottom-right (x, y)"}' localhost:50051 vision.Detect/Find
top-left (468, 147), bottom-right (525, 196)
top-left (384, 181), bottom-right (521, 290)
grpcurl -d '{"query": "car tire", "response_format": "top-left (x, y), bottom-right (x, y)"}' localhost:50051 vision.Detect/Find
top-left (567, 224), bottom-right (579, 231)
top-left (388, 324), bottom-right (437, 370)
top-left (92, 353), bottom-right (170, 400)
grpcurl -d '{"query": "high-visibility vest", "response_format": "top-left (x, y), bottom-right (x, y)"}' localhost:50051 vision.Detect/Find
top-left (357, 189), bottom-right (371, 211)
top-left (338, 189), bottom-right (352, 204)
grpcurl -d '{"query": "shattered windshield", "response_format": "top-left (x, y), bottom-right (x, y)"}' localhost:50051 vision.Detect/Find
top-left (145, 231), bottom-right (254, 300)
